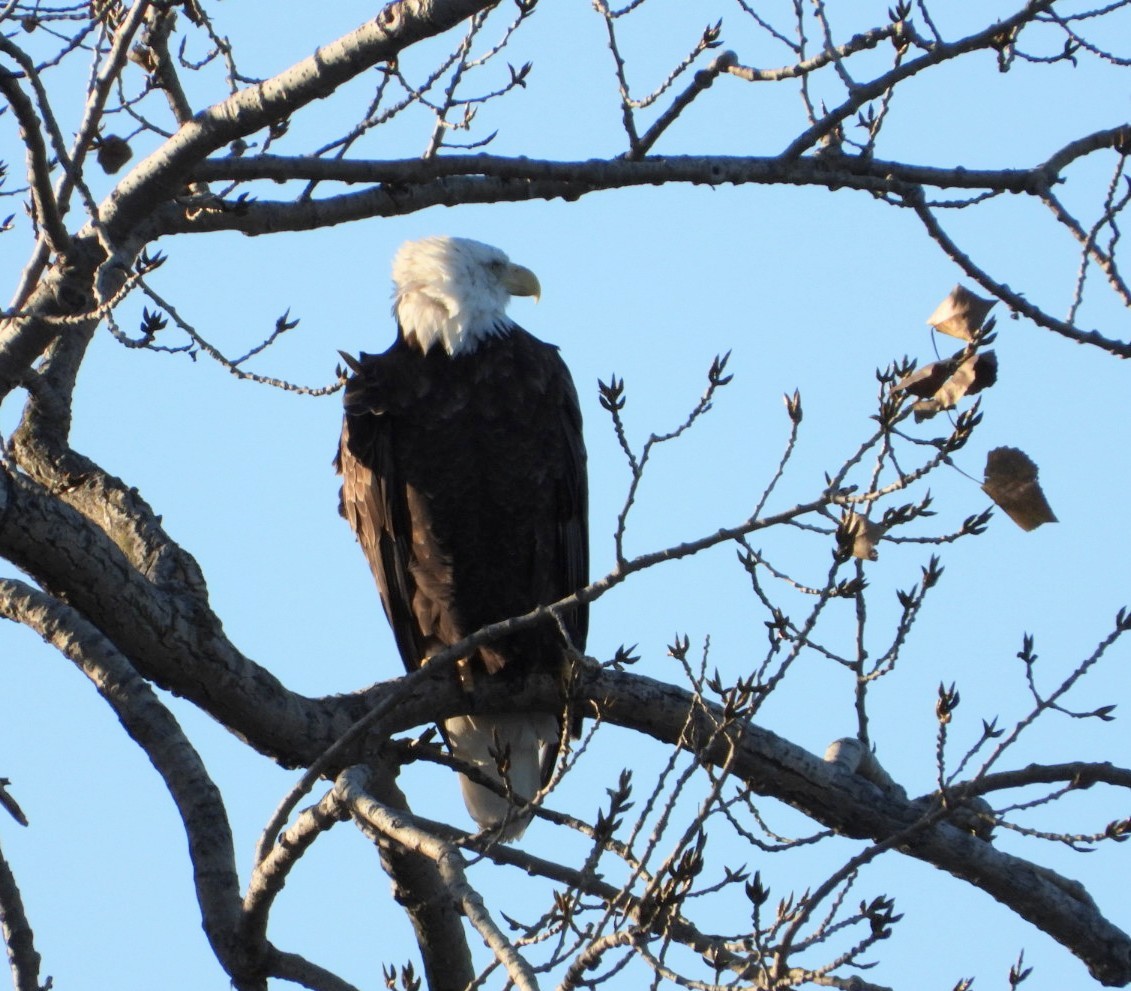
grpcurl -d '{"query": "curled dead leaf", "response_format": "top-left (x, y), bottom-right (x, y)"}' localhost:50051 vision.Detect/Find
top-left (895, 350), bottom-right (997, 420)
top-left (982, 446), bottom-right (1057, 531)
top-left (96, 134), bottom-right (132, 174)
top-left (894, 358), bottom-right (953, 399)
top-left (927, 285), bottom-right (996, 341)
top-left (843, 511), bottom-right (884, 560)
top-left (962, 350), bottom-right (997, 396)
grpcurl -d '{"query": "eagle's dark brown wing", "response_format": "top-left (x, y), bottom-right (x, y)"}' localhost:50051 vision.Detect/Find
top-left (336, 330), bottom-right (588, 685)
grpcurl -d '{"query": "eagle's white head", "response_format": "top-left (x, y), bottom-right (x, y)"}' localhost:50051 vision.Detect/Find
top-left (392, 236), bottom-right (542, 356)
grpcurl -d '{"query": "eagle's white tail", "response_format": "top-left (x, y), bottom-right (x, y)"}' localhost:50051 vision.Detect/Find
top-left (444, 712), bottom-right (557, 841)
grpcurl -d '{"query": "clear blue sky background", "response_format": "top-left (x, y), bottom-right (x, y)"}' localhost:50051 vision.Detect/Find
top-left (1, 2), bottom-right (1129, 988)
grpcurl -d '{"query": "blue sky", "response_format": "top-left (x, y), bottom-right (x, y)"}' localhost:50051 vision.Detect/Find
top-left (1, 2), bottom-right (1130, 988)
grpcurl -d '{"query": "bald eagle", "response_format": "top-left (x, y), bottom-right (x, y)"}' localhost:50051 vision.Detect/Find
top-left (336, 236), bottom-right (588, 839)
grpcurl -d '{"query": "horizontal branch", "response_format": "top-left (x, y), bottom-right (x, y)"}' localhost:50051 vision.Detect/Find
top-left (944, 761), bottom-right (1131, 801)
top-left (189, 149), bottom-right (1044, 201)
top-left (2, 451), bottom-right (1127, 981)
top-left (576, 666), bottom-right (1131, 987)
top-left (172, 135), bottom-right (1131, 240)
top-left (343, 662), bottom-right (1131, 987)
top-left (101, 0), bottom-right (500, 241)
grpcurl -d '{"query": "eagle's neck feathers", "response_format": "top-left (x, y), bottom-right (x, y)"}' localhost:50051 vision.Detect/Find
top-left (395, 293), bottom-right (514, 357)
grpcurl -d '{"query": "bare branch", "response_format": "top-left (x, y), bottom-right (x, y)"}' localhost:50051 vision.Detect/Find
top-left (781, 1), bottom-right (1059, 159)
top-left (0, 835), bottom-right (42, 991)
top-left (338, 762), bottom-right (476, 991)
top-left (100, 0), bottom-right (504, 241)
top-left (190, 149), bottom-right (1047, 194)
top-left (907, 189), bottom-right (1131, 357)
top-left (724, 22), bottom-right (908, 83)
top-left (630, 48), bottom-right (738, 159)
top-left (0, 578), bottom-right (245, 978)
top-left (0, 68), bottom-right (69, 255)
top-left (241, 788), bottom-right (348, 953)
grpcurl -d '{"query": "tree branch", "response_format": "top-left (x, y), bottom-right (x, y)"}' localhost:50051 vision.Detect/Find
top-left (907, 189), bottom-right (1131, 357)
top-left (339, 761), bottom-right (475, 991)
top-left (100, 0), bottom-right (502, 242)
top-left (0, 463), bottom-right (372, 766)
top-left (263, 947), bottom-right (362, 991)
top-left (190, 149), bottom-right (1046, 196)
top-left (0, 835), bottom-right (42, 991)
top-left (241, 790), bottom-right (348, 955)
top-left (576, 664), bottom-right (1131, 987)
top-left (0, 579), bottom-right (249, 979)
top-left (0, 68), bottom-right (69, 257)
top-left (781, 0), bottom-right (1057, 159)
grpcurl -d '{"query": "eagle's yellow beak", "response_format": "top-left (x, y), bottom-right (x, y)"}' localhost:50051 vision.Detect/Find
top-left (503, 263), bottom-right (541, 302)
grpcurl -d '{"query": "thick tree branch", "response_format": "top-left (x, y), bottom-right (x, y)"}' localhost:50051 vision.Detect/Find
top-left (338, 766), bottom-right (507, 991)
top-left (0, 835), bottom-right (41, 991)
top-left (8, 422), bottom-right (210, 594)
top-left (0, 463), bottom-right (371, 766)
top-left (260, 654), bottom-right (1131, 986)
top-left (0, 579), bottom-right (249, 979)
top-left (360, 763), bottom-right (476, 991)
top-left (0, 233), bottom-right (105, 404)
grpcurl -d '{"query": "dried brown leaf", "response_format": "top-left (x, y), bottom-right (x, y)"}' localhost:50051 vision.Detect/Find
top-left (964, 350), bottom-right (998, 396)
top-left (910, 397), bottom-right (945, 421)
top-left (935, 351), bottom-right (997, 407)
top-left (96, 134), bottom-right (132, 174)
top-left (894, 359), bottom-right (954, 399)
top-left (897, 350), bottom-right (997, 420)
top-left (927, 285), bottom-right (996, 341)
top-left (982, 446), bottom-right (1057, 531)
top-left (844, 511), bottom-right (884, 560)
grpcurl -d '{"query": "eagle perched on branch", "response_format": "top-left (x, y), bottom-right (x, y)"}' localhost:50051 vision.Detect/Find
top-left (336, 236), bottom-right (589, 839)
